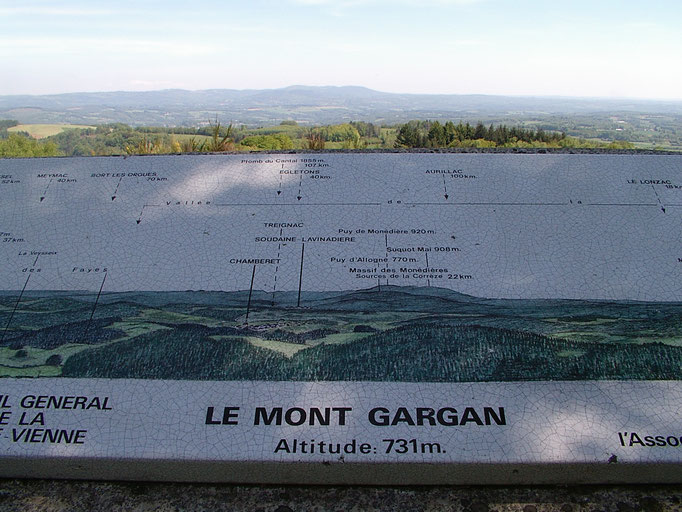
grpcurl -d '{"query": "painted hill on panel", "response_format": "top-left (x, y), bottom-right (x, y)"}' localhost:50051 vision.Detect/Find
top-left (2, 286), bottom-right (682, 381)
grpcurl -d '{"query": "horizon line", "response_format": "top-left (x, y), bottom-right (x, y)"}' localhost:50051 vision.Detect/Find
top-left (0, 286), bottom-right (679, 304)
top-left (1, 85), bottom-right (681, 103)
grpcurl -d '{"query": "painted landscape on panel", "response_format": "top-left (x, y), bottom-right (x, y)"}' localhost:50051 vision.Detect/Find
top-left (1, 286), bottom-right (681, 382)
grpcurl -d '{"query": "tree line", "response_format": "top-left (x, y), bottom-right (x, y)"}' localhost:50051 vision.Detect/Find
top-left (394, 120), bottom-right (567, 148)
top-left (0, 117), bottom-right (637, 158)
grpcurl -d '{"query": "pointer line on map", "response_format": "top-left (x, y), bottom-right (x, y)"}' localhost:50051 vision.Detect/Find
top-left (1, 273), bottom-right (31, 344)
top-left (384, 234), bottom-right (390, 287)
top-left (443, 175), bottom-right (449, 200)
top-left (297, 174), bottom-right (303, 201)
top-left (39, 179), bottom-right (52, 202)
top-left (83, 272), bottom-right (108, 341)
top-left (111, 176), bottom-right (123, 201)
top-left (277, 174), bottom-right (283, 196)
top-left (297, 243), bottom-right (305, 307)
top-left (136, 204), bottom-right (161, 224)
top-left (245, 265), bottom-right (256, 325)
top-left (425, 253), bottom-right (431, 287)
top-left (651, 184), bottom-right (666, 213)
top-left (3, 254), bottom-right (42, 341)
top-left (271, 228), bottom-right (283, 306)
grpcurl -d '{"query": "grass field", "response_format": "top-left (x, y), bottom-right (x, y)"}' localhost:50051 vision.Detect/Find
top-left (169, 134), bottom-right (211, 143)
top-left (237, 336), bottom-right (307, 358)
top-left (0, 344), bottom-right (89, 377)
top-left (8, 124), bottom-right (94, 138)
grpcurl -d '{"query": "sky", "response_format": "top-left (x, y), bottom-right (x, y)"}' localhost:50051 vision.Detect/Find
top-left (0, 0), bottom-right (681, 99)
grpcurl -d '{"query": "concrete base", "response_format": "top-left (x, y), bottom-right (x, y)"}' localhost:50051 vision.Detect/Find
top-left (1, 479), bottom-right (681, 512)
top-left (1, 458), bottom-right (682, 486)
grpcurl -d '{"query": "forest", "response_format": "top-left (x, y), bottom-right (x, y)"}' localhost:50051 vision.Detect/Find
top-left (2, 287), bottom-right (681, 382)
top-left (59, 322), bottom-right (682, 382)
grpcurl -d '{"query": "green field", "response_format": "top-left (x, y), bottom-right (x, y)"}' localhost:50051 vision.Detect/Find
top-left (168, 134), bottom-right (211, 143)
top-left (8, 123), bottom-right (94, 139)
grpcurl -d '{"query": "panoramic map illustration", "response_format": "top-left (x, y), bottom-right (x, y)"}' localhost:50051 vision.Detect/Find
top-left (1, 286), bottom-right (681, 381)
top-left (0, 153), bottom-right (680, 382)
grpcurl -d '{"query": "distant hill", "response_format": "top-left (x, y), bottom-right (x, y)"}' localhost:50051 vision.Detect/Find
top-left (2, 85), bottom-right (681, 127)
top-left (310, 285), bottom-right (486, 312)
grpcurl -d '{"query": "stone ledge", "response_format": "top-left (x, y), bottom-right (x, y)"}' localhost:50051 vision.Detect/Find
top-left (1, 480), bottom-right (681, 512)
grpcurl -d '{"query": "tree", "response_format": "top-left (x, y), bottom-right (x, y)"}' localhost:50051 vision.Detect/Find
top-left (473, 122), bottom-right (487, 140)
top-left (240, 134), bottom-right (294, 150)
top-left (0, 134), bottom-right (62, 157)
top-left (444, 121), bottom-right (458, 145)
top-left (342, 129), bottom-right (365, 149)
top-left (0, 119), bottom-right (19, 139)
top-left (394, 121), bottom-right (426, 148)
top-left (428, 121), bottom-right (446, 147)
top-left (350, 121), bottom-right (379, 138)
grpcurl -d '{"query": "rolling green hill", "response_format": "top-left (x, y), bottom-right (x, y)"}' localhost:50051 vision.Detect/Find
top-left (2, 286), bottom-right (681, 381)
